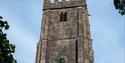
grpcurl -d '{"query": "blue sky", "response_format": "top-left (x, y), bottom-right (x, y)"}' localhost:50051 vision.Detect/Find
top-left (0, 0), bottom-right (125, 63)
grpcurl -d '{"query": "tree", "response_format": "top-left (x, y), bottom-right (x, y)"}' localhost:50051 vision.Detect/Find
top-left (114, 0), bottom-right (125, 15)
top-left (0, 16), bottom-right (17, 63)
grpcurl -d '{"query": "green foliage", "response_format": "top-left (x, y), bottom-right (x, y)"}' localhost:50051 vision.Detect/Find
top-left (0, 16), bottom-right (17, 63)
top-left (114, 0), bottom-right (125, 15)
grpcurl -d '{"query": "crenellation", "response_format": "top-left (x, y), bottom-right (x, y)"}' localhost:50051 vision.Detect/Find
top-left (43, 0), bottom-right (87, 10)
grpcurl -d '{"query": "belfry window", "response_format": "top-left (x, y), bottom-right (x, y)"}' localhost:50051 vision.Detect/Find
top-left (60, 12), bottom-right (63, 22)
top-left (60, 12), bottom-right (67, 22)
top-left (64, 12), bottom-right (67, 21)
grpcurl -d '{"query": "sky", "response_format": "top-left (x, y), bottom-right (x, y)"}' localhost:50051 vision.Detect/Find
top-left (0, 0), bottom-right (125, 63)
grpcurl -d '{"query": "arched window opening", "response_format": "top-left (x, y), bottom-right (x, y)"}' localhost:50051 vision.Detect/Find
top-left (60, 12), bottom-right (67, 22)
top-left (57, 58), bottom-right (65, 63)
top-left (64, 12), bottom-right (67, 21)
top-left (60, 12), bottom-right (64, 22)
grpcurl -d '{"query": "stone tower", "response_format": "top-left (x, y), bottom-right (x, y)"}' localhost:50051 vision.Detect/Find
top-left (36, 0), bottom-right (94, 63)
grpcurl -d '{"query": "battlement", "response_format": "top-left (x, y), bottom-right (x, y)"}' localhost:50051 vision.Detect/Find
top-left (43, 0), bottom-right (87, 10)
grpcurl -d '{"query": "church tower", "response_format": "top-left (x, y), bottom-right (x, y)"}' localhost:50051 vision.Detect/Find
top-left (36, 0), bottom-right (94, 63)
